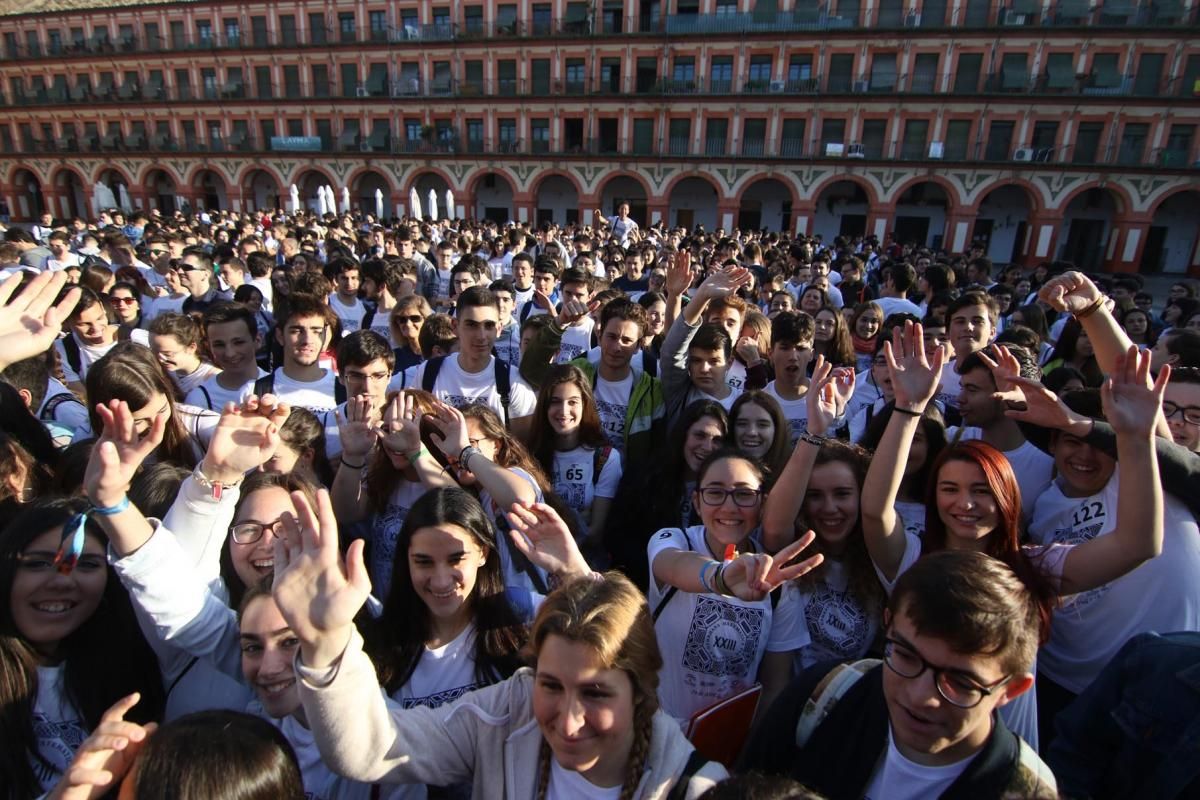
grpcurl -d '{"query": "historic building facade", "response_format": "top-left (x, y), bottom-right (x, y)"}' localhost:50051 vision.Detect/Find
top-left (0, 0), bottom-right (1197, 272)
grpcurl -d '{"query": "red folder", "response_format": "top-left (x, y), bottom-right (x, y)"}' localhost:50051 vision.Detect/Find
top-left (684, 683), bottom-right (762, 768)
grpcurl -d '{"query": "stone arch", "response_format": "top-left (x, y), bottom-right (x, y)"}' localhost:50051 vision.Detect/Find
top-left (736, 177), bottom-right (799, 232)
top-left (96, 167), bottom-right (134, 212)
top-left (887, 174), bottom-right (964, 209)
top-left (1147, 184), bottom-right (1200, 216)
top-left (285, 164), bottom-right (338, 192)
top-left (348, 168), bottom-right (393, 218)
top-left (10, 167), bottom-right (45, 220)
top-left (293, 169), bottom-right (336, 213)
top-left (807, 173), bottom-right (880, 207)
top-left (531, 171), bottom-right (583, 226)
top-left (143, 168), bottom-right (180, 215)
top-left (241, 169), bottom-right (283, 214)
top-left (406, 171), bottom-right (453, 219)
top-left (190, 168), bottom-right (229, 212)
top-left (597, 173), bottom-right (650, 225)
top-left (51, 166), bottom-right (90, 220)
top-left (664, 173), bottom-right (722, 230)
top-left (468, 170), bottom-right (516, 223)
top-left (971, 182), bottom-right (1043, 265)
top-left (93, 163), bottom-right (135, 189)
top-left (1057, 184), bottom-right (1127, 271)
top-left (1054, 181), bottom-right (1131, 217)
top-left (813, 179), bottom-right (875, 241)
top-left (1145, 188), bottom-right (1200, 273)
top-left (891, 179), bottom-right (956, 249)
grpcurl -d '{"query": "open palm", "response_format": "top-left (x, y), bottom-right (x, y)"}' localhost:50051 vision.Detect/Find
top-left (505, 502), bottom-right (591, 579)
top-left (1102, 346), bottom-right (1168, 439)
top-left (884, 321), bottom-right (944, 411)
top-left (0, 271), bottom-right (80, 371)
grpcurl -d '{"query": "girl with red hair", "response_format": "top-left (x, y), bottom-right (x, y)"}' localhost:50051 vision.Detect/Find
top-left (857, 322), bottom-right (1168, 750)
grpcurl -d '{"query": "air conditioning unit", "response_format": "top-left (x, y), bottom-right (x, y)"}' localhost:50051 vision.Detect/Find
top-left (846, 143), bottom-right (866, 158)
top-left (769, 80), bottom-right (786, 93)
top-left (825, 142), bottom-right (845, 157)
top-left (1003, 9), bottom-right (1028, 24)
top-left (852, 79), bottom-right (870, 93)
top-left (355, 86), bottom-right (369, 97)
top-left (928, 141), bottom-right (945, 159)
top-left (1013, 147), bottom-right (1035, 161)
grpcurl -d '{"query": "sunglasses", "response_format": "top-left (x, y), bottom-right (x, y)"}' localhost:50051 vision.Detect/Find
top-left (110, 296), bottom-right (138, 305)
top-left (397, 315), bottom-right (424, 324)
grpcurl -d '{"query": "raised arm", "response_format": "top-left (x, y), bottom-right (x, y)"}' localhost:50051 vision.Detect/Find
top-left (330, 395), bottom-right (381, 524)
top-left (1056, 348), bottom-right (1167, 595)
top-left (0, 270), bottom-right (80, 371)
top-left (427, 401), bottom-right (537, 507)
top-left (860, 322), bottom-right (944, 582)
top-left (760, 356), bottom-right (852, 553)
top-left (1038, 272), bottom-right (1131, 372)
top-left (651, 532), bottom-right (822, 601)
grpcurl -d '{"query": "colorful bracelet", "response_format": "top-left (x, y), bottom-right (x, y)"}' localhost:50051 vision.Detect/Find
top-left (406, 445), bottom-right (428, 463)
top-left (1074, 294), bottom-right (1107, 320)
top-left (91, 496), bottom-right (131, 516)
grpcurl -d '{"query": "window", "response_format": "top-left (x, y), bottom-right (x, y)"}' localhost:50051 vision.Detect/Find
top-left (256, 66), bottom-right (272, 98)
top-left (633, 119), bottom-right (655, 154)
top-left (467, 119), bottom-right (484, 152)
top-left (143, 23), bottom-right (159, 49)
top-left (367, 63), bottom-right (389, 96)
top-left (405, 119), bottom-right (422, 145)
top-left (565, 60), bottom-right (586, 93)
top-left (280, 16), bottom-right (297, 46)
top-left (310, 13), bottom-right (327, 45)
top-left (432, 62), bottom-right (452, 93)
top-left (197, 20), bottom-right (212, 46)
top-left (260, 119), bottom-right (276, 145)
top-left (901, 119), bottom-right (929, 158)
top-left (954, 53), bottom-right (983, 93)
top-left (369, 11), bottom-right (388, 41)
top-left (716, 0), bottom-right (739, 13)
top-left (368, 119), bottom-right (390, 151)
top-left (943, 120), bottom-right (971, 159)
top-left (1043, 52), bottom-right (1075, 91)
top-left (788, 56), bottom-right (813, 90)
top-left (870, 53), bottom-right (898, 91)
top-left (911, 54), bottom-right (939, 92)
top-left (747, 55), bottom-right (772, 88)
top-left (175, 69), bottom-right (192, 100)
top-left (600, 58), bottom-right (621, 92)
top-left (464, 61), bottom-right (484, 93)
top-left (1031, 121), bottom-right (1058, 158)
top-left (669, 118), bottom-right (691, 154)
top-left (251, 16), bottom-right (267, 46)
top-left (499, 119), bottom-right (518, 150)
top-left (339, 13), bottom-right (356, 42)
top-left (497, 4), bottom-right (519, 33)
top-left (820, 118), bottom-right (847, 151)
top-left (465, 7), bottom-right (485, 34)
top-left (781, 119), bottom-right (806, 156)
top-left (1134, 53), bottom-right (1164, 96)
top-left (312, 65), bottom-right (330, 97)
top-left (985, 120), bottom-right (1014, 160)
top-left (531, 118), bottom-right (550, 152)
top-left (710, 57), bottom-right (734, 92)
top-left (532, 59), bottom-right (552, 94)
top-left (999, 53), bottom-right (1029, 90)
top-left (636, 57), bottom-right (659, 93)
top-left (498, 60), bottom-right (517, 94)
top-left (48, 28), bottom-right (62, 54)
top-left (673, 57), bottom-right (696, 85)
top-left (283, 66), bottom-right (301, 98)
top-left (1072, 122), bottom-right (1103, 164)
top-left (742, 118), bottom-right (767, 155)
top-left (828, 53), bottom-right (855, 92)
top-left (201, 68), bottom-right (217, 100)
top-left (26, 30), bottom-right (42, 56)
top-left (182, 120), bottom-right (197, 149)
top-left (861, 119), bottom-right (887, 158)
top-left (169, 21), bottom-right (185, 48)
top-left (287, 119), bottom-right (304, 136)
top-left (1117, 122), bottom-right (1149, 164)
top-left (533, 3), bottom-right (553, 34)
top-left (1162, 124), bottom-right (1195, 166)
top-left (315, 119), bottom-right (332, 149)
top-left (0, 125), bottom-right (12, 151)
top-left (706, 118), bottom-right (728, 155)
top-left (224, 18), bottom-right (240, 46)
top-left (340, 63), bottom-right (359, 97)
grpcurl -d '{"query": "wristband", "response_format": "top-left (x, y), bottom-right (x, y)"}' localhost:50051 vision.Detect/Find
top-left (406, 445), bottom-right (428, 463)
top-left (90, 496), bottom-right (131, 516)
top-left (192, 464), bottom-right (243, 500)
top-left (797, 430), bottom-right (827, 447)
top-left (892, 405), bottom-right (925, 417)
top-left (1074, 294), bottom-right (1107, 320)
top-left (699, 560), bottom-right (717, 594)
top-left (713, 562), bottom-right (732, 597)
top-left (340, 458), bottom-right (367, 470)
top-left (459, 445), bottom-right (482, 472)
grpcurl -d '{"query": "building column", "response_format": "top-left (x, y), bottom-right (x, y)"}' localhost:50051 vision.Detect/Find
top-left (943, 210), bottom-right (976, 254)
top-left (792, 201), bottom-right (817, 236)
top-left (866, 203), bottom-right (896, 243)
top-left (648, 198), bottom-right (669, 226)
top-left (1029, 214), bottom-right (1064, 264)
top-left (1103, 213), bottom-right (1154, 274)
top-left (717, 199), bottom-right (740, 232)
top-left (513, 190), bottom-right (535, 224)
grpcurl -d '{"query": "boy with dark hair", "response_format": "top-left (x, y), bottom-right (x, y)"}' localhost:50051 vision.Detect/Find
top-left (325, 329), bottom-right (396, 464)
top-left (1153, 328), bottom-right (1200, 371)
top-left (1162, 366), bottom-right (1200, 452)
top-left (324, 256), bottom-right (366, 333)
top-left (257, 293), bottom-right (339, 411)
top-left (742, 550), bottom-right (1056, 798)
top-left (0, 353), bottom-right (88, 445)
top-left (554, 267), bottom-right (595, 363)
top-left (186, 302), bottom-right (266, 410)
top-left (510, 252), bottom-right (536, 308)
top-left (489, 279), bottom-right (521, 366)
top-left (875, 262), bottom-right (923, 319)
top-left (418, 313), bottom-right (457, 360)
top-left (764, 311), bottom-right (817, 441)
top-left (936, 291), bottom-right (1001, 413)
top-left (56, 286), bottom-right (118, 394)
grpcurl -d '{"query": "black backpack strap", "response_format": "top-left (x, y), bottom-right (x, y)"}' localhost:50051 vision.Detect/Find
top-left (62, 335), bottom-right (81, 376)
top-left (334, 378), bottom-right (347, 405)
top-left (421, 355), bottom-right (446, 393)
top-left (361, 309), bottom-right (376, 332)
top-left (494, 357), bottom-right (511, 427)
top-left (198, 385), bottom-right (214, 411)
top-left (519, 301), bottom-right (534, 324)
top-left (666, 749), bottom-right (711, 800)
top-left (642, 348), bottom-right (658, 378)
top-left (592, 445), bottom-right (613, 486)
top-left (40, 391), bottom-right (81, 421)
top-left (252, 372), bottom-right (275, 398)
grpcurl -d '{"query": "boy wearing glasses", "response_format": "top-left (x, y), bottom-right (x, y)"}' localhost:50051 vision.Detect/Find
top-left (742, 550), bottom-right (1056, 798)
top-left (324, 330), bottom-right (395, 466)
top-left (1164, 367), bottom-right (1200, 452)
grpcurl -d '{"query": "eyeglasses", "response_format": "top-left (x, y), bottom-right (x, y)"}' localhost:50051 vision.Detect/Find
top-left (468, 436), bottom-right (492, 448)
top-left (345, 370), bottom-right (390, 383)
top-left (230, 518), bottom-right (288, 545)
top-left (110, 296), bottom-right (138, 305)
top-left (397, 315), bottom-right (424, 324)
top-left (697, 486), bottom-right (763, 507)
top-left (1163, 402), bottom-right (1200, 426)
top-left (883, 638), bottom-right (1011, 709)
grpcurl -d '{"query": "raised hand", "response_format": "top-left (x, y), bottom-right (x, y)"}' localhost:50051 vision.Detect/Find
top-left (47, 693), bottom-right (156, 800)
top-left (806, 356), bottom-right (840, 435)
top-left (425, 400), bottom-right (471, 459)
top-left (337, 394), bottom-right (381, 461)
top-left (883, 321), bottom-right (944, 412)
top-left (697, 265), bottom-right (753, 301)
top-left (84, 400), bottom-right (167, 508)
top-left (531, 289), bottom-right (556, 315)
top-left (665, 250), bottom-right (693, 297)
top-left (1102, 345), bottom-right (1169, 439)
top-left (1038, 271), bottom-right (1102, 315)
top-left (272, 488), bottom-right (370, 669)
top-left (976, 345), bottom-right (1026, 407)
top-left (735, 336), bottom-right (762, 367)
top-left (1000, 375), bottom-right (1079, 431)
top-left (379, 391), bottom-right (423, 455)
top-left (719, 532), bottom-right (824, 601)
top-left (505, 501), bottom-right (592, 581)
top-left (0, 270), bottom-right (81, 371)
top-left (556, 298), bottom-right (595, 329)
top-left (201, 395), bottom-right (290, 483)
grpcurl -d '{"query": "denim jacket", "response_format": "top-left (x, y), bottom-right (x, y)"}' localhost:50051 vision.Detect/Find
top-left (1048, 631), bottom-right (1200, 800)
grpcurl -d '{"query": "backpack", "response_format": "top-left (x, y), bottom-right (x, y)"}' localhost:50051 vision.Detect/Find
top-left (253, 370), bottom-right (347, 405)
top-left (651, 529), bottom-right (781, 622)
top-left (39, 391), bottom-right (83, 422)
top-left (60, 335), bottom-right (82, 378)
top-left (592, 445), bottom-right (613, 486)
top-left (419, 355), bottom-right (512, 427)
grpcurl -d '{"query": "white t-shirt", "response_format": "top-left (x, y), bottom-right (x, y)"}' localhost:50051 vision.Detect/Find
top-left (367, 480), bottom-right (428, 597)
top-left (54, 333), bottom-right (117, 383)
top-left (271, 711), bottom-right (378, 800)
top-left (547, 759), bottom-right (622, 800)
top-left (686, 386), bottom-right (738, 414)
top-left (31, 665), bottom-right (87, 792)
top-left (248, 368), bottom-right (339, 413)
top-left (173, 362), bottom-right (222, 398)
top-left (366, 308), bottom-right (395, 347)
top-left (555, 317), bottom-right (596, 364)
top-left (894, 500), bottom-right (927, 540)
top-left (394, 623), bottom-right (484, 709)
top-left (726, 359), bottom-right (748, 394)
top-left (328, 293), bottom-right (366, 333)
top-left (794, 559), bottom-right (880, 671)
top-left (551, 445), bottom-right (623, 537)
top-left (1028, 472), bottom-right (1200, 692)
top-left (435, 267), bottom-right (452, 300)
top-left (936, 360), bottom-right (962, 412)
top-left (389, 354), bottom-right (536, 422)
top-left (863, 727), bottom-right (973, 800)
top-left (493, 321), bottom-right (521, 367)
top-left (594, 372), bottom-right (634, 451)
top-left (946, 427), bottom-right (1054, 521)
top-left (483, 467), bottom-right (549, 596)
top-left (873, 296), bottom-right (924, 319)
top-left (763, 381), bottom-right (809, 444)
top-left (185, 370), bottom-right (266, 411)
top-left (647, 525), bottom-right (810, 722)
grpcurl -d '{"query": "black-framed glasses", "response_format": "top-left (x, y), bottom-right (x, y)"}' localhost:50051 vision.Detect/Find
top-left (697, 487), bottom-right (763, 507)
top-left (1162, 402), bottom-right (1200, 426)
top-left (230, 518), bottom-right (287, 545)
top-left (396, 315), bottom-right (424, 324)
top-left (883, 638), bottom-right (1011, 709)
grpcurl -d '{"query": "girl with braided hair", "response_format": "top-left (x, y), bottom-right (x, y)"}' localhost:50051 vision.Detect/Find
top-left (271, 490), bottom-right (729, 799)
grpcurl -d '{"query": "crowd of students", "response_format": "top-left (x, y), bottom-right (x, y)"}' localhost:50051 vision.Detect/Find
top-left (1, 203), bottom-right (1199, 799)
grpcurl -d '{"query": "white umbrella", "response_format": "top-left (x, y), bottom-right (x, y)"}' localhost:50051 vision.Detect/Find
top-left (374, 188), bottom-right (384, 220)
top-left (118, 184), bottom-right (133, 212)
top-left (95, 182), bottom-right (117, 212)
top-left (90, 183), bottom-right (102, 217)
top-left (340, 186), bottom-right (351, 214)
top-left (316, 188), bottom-right (328, 216)
top-left (445, 189), bottom-right (455, 220)
top-left (322, 185), bottom-right (334, 215)
top-left (409, 188), bottom-right (422, 219)
top-left (289, 184), bottom-right (300, 214)
top-left (428, 188), bottom-right (438, 221)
